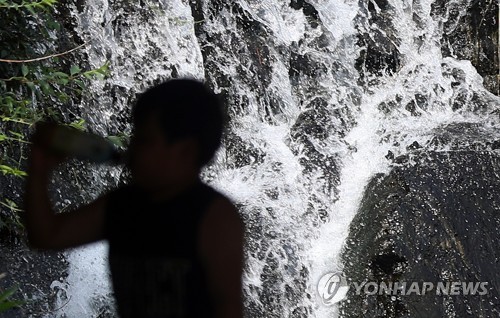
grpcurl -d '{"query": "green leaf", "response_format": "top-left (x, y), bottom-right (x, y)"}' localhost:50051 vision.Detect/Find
top-left (0, 285), bottom-right (18, 303)
top-left (8, 130), bottom-right (23, 139)
top-left (53, 71), bottom-right (68, 78)
top-left (74, 79), bottom-right (85, 89)
top-left (53, 72), bottom-right (69, 85)
top-left (39, 80), bottom-right (54, 96)
top-left (0, 165), bottom-right (28, 177)
top-left (25, 5), bottom-right (36, 15)
top-left (2, 198), bottom-right (18, 209)
top-left (21, 64), bottom-right (28, 77)
top-left (68, 118), bottom-right (86, 131)
top-left (58, 92), bottom-right (69, 102)
top-left (70, 65), bottom-right (81, 76)
top-left (106, 135), bottom-right (124, 148)
top-left (26, 81), bottom-right (35, 91)
top-left (47, 19), bottom-right (60, 31)
top-left (83, 72), bottom-right (93, 80)
top-left (0, 299), bottom-right (25, 312)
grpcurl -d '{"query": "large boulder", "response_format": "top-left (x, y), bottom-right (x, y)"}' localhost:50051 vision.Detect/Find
top-left (340, 122), bottom-right (500, 317)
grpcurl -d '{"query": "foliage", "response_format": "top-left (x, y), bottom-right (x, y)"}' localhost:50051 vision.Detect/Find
top-left (0, 2), bottom-right (110, 236)
top-left (0, 282), bottom-right (25, 312)
top-left (0, 0), bottom-right (58, 11)
top-left (0, 273), bottom-right (25, 313)
top-left (0, 1), bottom-right (116, 315)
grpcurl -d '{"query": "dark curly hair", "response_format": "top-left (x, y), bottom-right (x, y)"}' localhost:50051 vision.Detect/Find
top-left (131, 78), bottom-right (224, 167)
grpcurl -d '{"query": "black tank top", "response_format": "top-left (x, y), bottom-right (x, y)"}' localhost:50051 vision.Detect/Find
top-left (104, 179), bottom-right (220, 318)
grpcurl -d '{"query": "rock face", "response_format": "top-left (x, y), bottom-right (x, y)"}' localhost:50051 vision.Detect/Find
top-left (0, 239), bottom-right (68, 317)
top-left (340, 123), bottom-right (500, 317)
top-left (431, 0), bottom-right (499, 96)
top-left (354, 0), bottom-right (498, 95)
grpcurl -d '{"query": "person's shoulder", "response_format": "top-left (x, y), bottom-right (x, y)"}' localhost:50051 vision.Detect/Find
top-left (198, 184), bottom-right (244, 267)
top-left (200, 184), bottom-right (243, 228)
top-left (200, 182), bottom-right (236, 208)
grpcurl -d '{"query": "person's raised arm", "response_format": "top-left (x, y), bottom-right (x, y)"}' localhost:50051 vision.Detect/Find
top-left (24, 140), bottom-right (108, 250)
top-left (199, 196), bottom-right (245, 318)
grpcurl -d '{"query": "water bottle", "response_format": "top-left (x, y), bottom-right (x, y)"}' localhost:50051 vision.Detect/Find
top-left (32, 121), bottom-right (127, 165)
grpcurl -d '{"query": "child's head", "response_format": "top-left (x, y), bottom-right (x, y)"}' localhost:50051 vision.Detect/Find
top-left (129, 78), bottom-right (224, 190)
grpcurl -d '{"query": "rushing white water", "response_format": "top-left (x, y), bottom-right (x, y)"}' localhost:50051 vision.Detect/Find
top-left (307, 0), bottom-right (500, 316)
top-left (47, 0), bottom-right (499, 317)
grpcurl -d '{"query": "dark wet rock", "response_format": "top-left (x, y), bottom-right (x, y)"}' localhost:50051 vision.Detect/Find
top-left (289, 0), bottom-right (321, 29)
top-left (354, 0), bottom-right (401, 80)
top-left (405, 141), bottom-right (421, 151)
top-left (385, 150), bottom-right (395, 161)
top-left (426, 122), bottom-right (500, 152)
top-left (404, 100), bottom-right (421, 116)
top-left (492, 140), bottom-right (500, 150)
top-left (190, 0), bottom-right (275, 115)
top-left (431, 0), bottom-right (499, 95)
top-left (291, 99), bottom-right (331, 141)
top-left (289, 50), bottom-right (327, 80)
top-left (340, 123), bottom-right (500, 317)
top-left (224, 131), bottom-right (266, 169)
top-left (289, 99), bottom-right (342, 193)
top-left (0, 239), bottom-right (68, 317)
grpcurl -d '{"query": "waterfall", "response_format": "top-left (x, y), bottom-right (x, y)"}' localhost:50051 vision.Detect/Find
top-left (48, 0), bottom-right (498, 317)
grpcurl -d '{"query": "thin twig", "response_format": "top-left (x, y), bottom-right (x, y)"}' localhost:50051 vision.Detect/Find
top-left (0, 43), bottom-right (87, 63)
top-left (0, 200), bottom-right (23, 212)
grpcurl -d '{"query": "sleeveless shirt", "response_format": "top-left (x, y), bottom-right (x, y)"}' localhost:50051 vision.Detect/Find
top-left (104, 180), bottom-right (220, 318)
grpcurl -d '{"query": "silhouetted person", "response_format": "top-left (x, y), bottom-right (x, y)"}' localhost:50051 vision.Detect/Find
top-left (24, 79), bottom-right (245, 318)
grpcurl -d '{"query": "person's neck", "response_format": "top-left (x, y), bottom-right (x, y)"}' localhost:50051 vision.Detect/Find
top-left (148, 174), bottom-right (201, 203)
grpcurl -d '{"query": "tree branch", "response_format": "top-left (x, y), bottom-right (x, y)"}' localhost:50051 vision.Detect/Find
top-left (0, 43), bottom-right (86, 63)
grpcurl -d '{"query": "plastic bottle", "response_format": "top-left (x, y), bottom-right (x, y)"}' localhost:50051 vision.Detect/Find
top-left (32, 121), bottom-right (127, 165)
